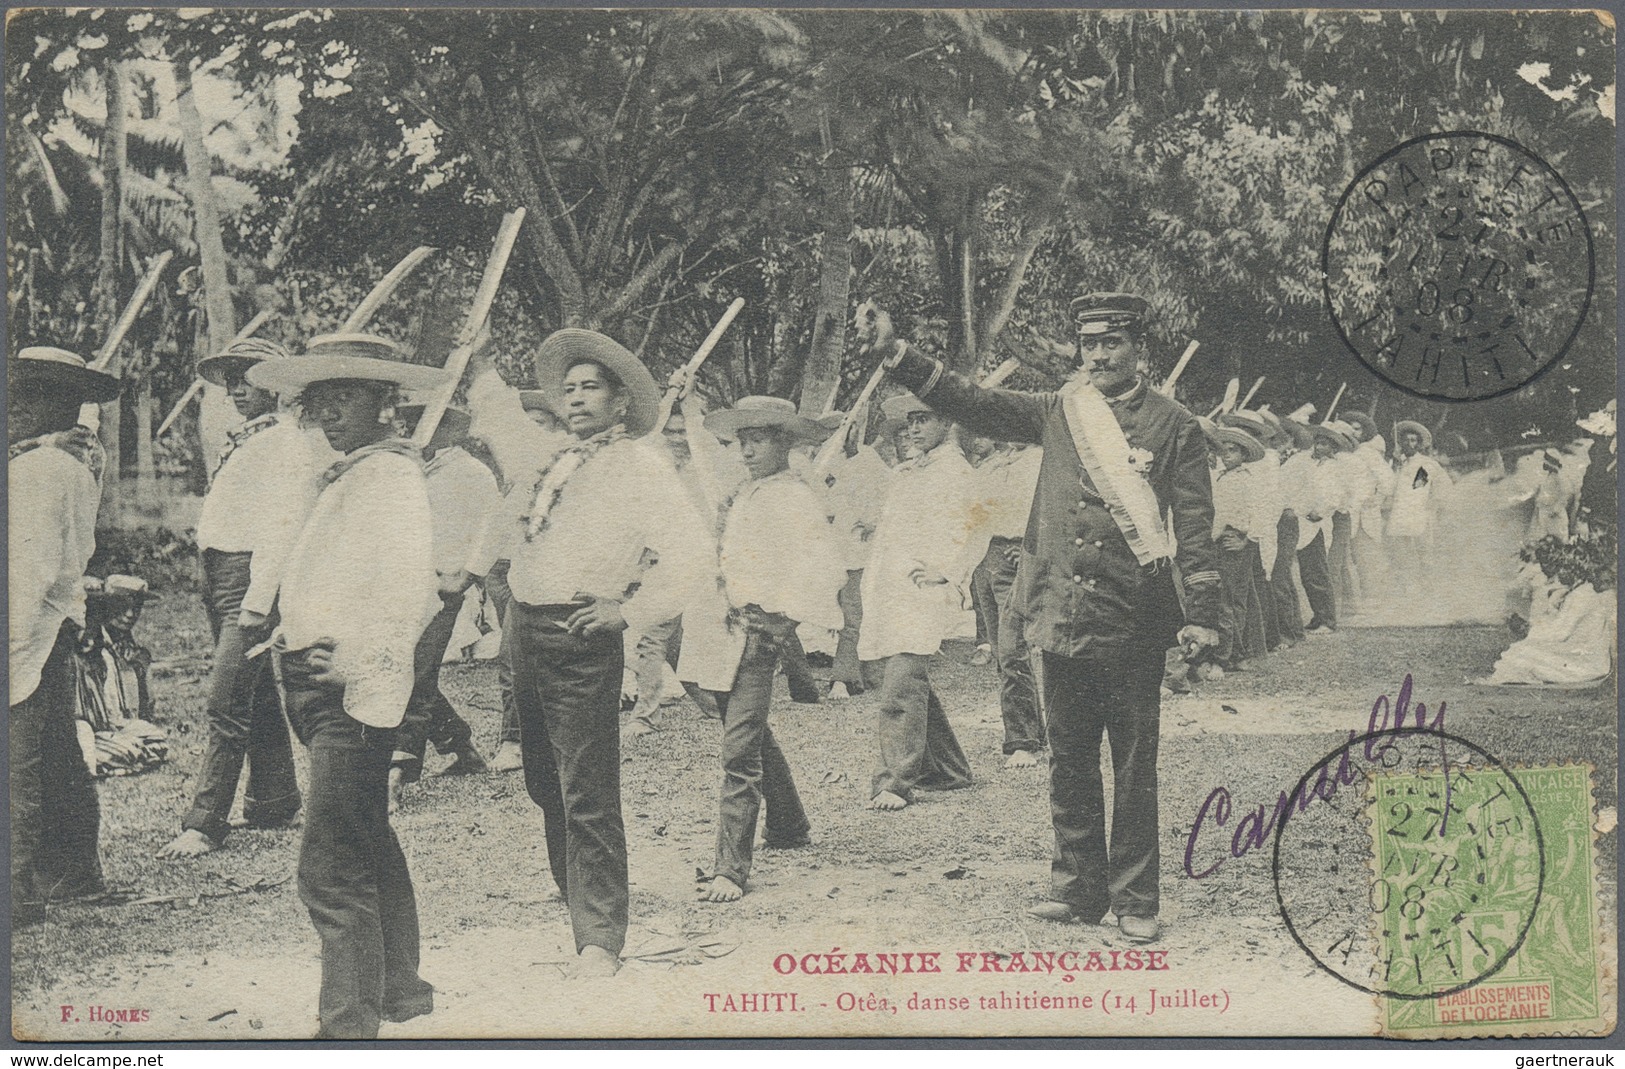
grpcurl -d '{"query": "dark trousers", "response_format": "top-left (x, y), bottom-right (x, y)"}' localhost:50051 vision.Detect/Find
top-left (1298, 530), bottom-right (1337, 629)
top-left (710, 634), bottom-right (810, 888)
top-left (394, 594), bottom-right (475, 780)
top-left (832, 570), bottom-right (865, 686)
top-left (183, 549), bottom-right (301, 842)
top-left (508, 602), bottom-right (629, 955)
top-left (482, 561), bottom-right (521, 745)
top-left (1272, 514), bottom-right (1307, 643)
top-left (862, 653), bottom-right (973, 802)
top-left (1042, 643), bottom-right (1164, 923)
top-left (985, 538), bottom-right (1042, 754)
top-left (278, 651), bottom-right (430, 1040)
top-left (11, 623), bottom-right (104, 907)
top-left (971, 555), bottom-right (998, 649)
top-left (1329, 512), bottom-right (1355, 615)
top-left (1250, 542), bottom-right (1280, 652)
top-left (1216, 545), bottom-right (1266, 665)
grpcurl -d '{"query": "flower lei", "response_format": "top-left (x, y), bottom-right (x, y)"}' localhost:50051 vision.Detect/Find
top-left (9, 425), bottom-right (106, 483)
top-left (213, 413), bottom-right (279, 478)
top-left (522, 425), bottom-right (628, 541)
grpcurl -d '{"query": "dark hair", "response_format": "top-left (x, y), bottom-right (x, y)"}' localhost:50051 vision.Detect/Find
top-left (567, 360), bottom-right (625, 397)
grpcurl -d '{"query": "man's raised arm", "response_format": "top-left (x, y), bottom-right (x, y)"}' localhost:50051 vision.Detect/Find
top-left (857, 307), bottom-right (1050, 445)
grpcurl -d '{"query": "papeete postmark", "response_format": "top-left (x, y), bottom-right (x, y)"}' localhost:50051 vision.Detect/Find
top-left (1376, 762), bottom-right (1611, 1038)
top-left (1323, 131), bottom-right (1594, 403)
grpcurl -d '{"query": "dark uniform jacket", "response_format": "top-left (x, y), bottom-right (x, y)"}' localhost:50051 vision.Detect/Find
top-left (889, 345), bottom-right (1222, 658)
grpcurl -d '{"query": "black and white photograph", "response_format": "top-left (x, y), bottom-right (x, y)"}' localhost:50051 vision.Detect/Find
top-left (5, 6), bottom-right (1617, 1042)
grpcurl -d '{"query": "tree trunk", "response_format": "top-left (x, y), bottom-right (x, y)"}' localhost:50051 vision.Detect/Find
top-left (974, 222), bottom-right (1048, 364)
top-left (800, 163), bottom-right (854, 415)
top-left (133, 379), bottom-right (155, 477)
top-left (95, 61), bottom-right (128, 515)
top-left (939, 225), bottom-right (978, 373)
top-left (175, 61), bottom-right (239, 482)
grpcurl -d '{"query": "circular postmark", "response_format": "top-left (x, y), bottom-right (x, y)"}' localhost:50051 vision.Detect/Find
top-left (1271, 729), bottom-right (1544, 1000)
top-left (1323, 131), bottom-right (1593, 402)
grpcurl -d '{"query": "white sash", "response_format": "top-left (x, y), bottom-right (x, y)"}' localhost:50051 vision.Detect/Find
top-left (1060, 381), bottom-right (1172, 565)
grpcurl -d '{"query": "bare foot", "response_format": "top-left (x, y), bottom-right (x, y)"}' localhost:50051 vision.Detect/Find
top-left (828, 682), bottom-right (851, 701)
top-left (867, 791), bottom-right (908, 811)
top-left (155, 829), bottom-right (219, 860)
top-left (436, 747), bottom-right (487, 777)
top-left (1004, 749), bottom-right (1040, 769)
top-left (697, 875), bottom-right (744, 903)
top-left (574, 944), bottom-right (619, 978)
top-left (388, 767), bottom-right (405, 815)
top-left (490, 741), bottom-right (524, 773)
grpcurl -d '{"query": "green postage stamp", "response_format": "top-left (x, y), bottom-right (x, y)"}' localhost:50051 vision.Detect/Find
top-left (1372, 761), bottom-right (1610, 1037)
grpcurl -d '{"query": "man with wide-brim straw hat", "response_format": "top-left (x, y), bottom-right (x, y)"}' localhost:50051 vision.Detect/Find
top-left (158, 337), bottom-right (320, 864)
top-left (844, 387), bottom-right (980, 814)
top-left (462, 326), bottom-right (710, 977)
top-left (1334, 409), bottom-right (1394, 609)
top-left (1203, 420), bottom-right (1270, 668)
top-left (246, 332), bottom-right (444, 1037)
top-left (383, 403), bottom-right (500, 808)
top-left (1320, 418), bottom-right (1370, 618)
top-left (1393, 419), bottom-right (1433, 457)
top-left (9, 346), bottom-right (120, 923)
top-left (663, 394), bottom-right (845, 904)
top-left (1283, 412), bottom-right (1352, 636)
top-left (1386, 418), bottom-right (1452, 597)
top-left (1220, 408), bottom-right (1297, 649)
top-left (855, 292), bottom-right (1225, 945)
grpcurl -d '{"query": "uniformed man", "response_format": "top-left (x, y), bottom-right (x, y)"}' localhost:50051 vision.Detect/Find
top-left (859, 292), bottom-right (1223, 944)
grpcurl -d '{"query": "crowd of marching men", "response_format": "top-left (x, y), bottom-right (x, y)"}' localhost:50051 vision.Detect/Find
top-left (11, 297), bottom-right (1463, 1035)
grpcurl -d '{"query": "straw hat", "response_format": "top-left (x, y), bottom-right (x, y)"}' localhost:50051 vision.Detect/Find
top-left (247, 334), bottom-right (449, 394)
top-left (1309, 422), bottom-right (1355, 452)
top-left (102, 575), bottom-right (154, 602)
top-left (1208, 423), bottom-right (1266, 463)
top-left (11, 347), bottom-right (120, 403)
top-left (1339, 410), bottom-right (1377, 442)
top-left (1394, 420), bottom-right (1433, 451)
top-left (704, 395), bottom-right (827, 444)
top-left (533, 329), bottom-right (659, 438)
top-left (196, 338), bottom-right (290, 387)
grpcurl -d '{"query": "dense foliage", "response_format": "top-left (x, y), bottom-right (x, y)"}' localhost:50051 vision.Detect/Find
top-left (6, 9), bottom-right (1615, 482)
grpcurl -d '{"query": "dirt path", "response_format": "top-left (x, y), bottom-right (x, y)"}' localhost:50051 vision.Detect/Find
top-left (12, 592), bottom-right (1616, 1039)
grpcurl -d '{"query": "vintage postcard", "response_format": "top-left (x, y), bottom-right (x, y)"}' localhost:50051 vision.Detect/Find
top-left (6, 6), bottom-right (1616, 1042)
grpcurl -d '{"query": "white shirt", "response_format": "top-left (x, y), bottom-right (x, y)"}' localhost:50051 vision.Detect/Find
top-left (858, 443), bottom-right (981, 660)
top-left (824, 445), bottom-right (893, 571)
top-left (277, 446), bottom-right (439, 728)
top-left (678, 470), bottom-right (847, 692)
top-left (1354, 437), bottom-right (1395, 538)
top-left (1211, 462), bottom-right (1255, 539)
top-left (467, 370), bottom-right (710, 635)
top-left (195, 416), bottom-right (330, 616)
top-left (425, 446), bottom-right (501, 577)
top-left (1388, 453), bottom-right (1452, 539)
top-left (1244, 449), bottom-right (1283, 572)
top-left (974, 446), bottom-right (1043, 541)
top-left (9, 445), bottom-right (99, 704)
